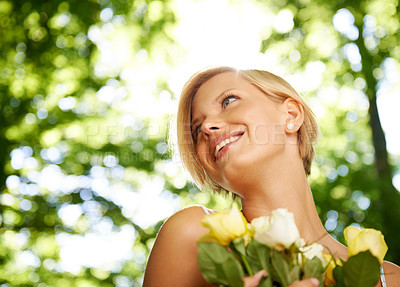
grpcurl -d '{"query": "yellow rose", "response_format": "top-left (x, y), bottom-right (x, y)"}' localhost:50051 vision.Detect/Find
top-left (323, 254), bottom-right (342, 286)
top-left (199, 203), bottom-right (252, 246)
top-left (344, 226), bottom-right (388, 265)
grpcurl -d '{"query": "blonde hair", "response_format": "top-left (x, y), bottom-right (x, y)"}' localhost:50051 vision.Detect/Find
top-left (177, 66), bottom-right (318, 193)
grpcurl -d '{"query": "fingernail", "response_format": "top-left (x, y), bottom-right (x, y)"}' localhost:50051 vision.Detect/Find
top-left (310, 278), bottom-right (319, 286)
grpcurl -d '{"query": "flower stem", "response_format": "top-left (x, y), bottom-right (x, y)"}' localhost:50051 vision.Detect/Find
top-left (240, 254), bottom-right (253, 276)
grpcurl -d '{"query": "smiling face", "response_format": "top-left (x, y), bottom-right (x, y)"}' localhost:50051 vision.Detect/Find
top-left (191, 72), bottom-right (289, 192)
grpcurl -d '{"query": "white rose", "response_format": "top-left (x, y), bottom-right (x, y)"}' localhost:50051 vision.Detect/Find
top-left (300, 243), bottom-right (326, 265)
top-left (251, 209), bottom-right (300, 250)
top-left (295, 238), bottom-right (306, 248)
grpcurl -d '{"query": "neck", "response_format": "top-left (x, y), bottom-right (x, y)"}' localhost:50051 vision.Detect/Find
top-left (223, 143), bottom-right (349, 259)
top-left (237, 159), bottom-right (328, 245)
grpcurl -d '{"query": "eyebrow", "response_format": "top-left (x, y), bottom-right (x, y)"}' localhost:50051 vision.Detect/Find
top-left (191, 88), bottom-right (237, 131)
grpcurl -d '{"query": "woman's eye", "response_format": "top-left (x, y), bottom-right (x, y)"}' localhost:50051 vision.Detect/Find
top-left (192, 124), bottom-right (201, 140)
top-left (196, 124), bottom-right (202, 135)
top-left (222, 96), bottom-right (237, 108)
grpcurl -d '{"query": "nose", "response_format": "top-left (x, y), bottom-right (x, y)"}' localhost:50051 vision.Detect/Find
top-left (202, 118), bottom-right (224, 137)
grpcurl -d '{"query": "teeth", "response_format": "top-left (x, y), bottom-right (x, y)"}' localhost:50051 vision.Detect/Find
top-left (214, 136), bottom-right (240, 158)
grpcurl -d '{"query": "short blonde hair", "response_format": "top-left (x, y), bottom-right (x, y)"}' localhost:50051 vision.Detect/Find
top-left (177, 67), bottom-right (318, 193)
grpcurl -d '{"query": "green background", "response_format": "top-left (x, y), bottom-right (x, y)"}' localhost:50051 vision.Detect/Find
top-left (0, 0), bottom-right (399, 285)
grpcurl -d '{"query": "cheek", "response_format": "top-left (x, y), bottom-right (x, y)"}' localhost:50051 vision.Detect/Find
top-left (238, 107), bottom-right (285, 145)
top-left (196, 144), bottom-right (213, 173)
top-left (195, 144), bottom-right (224, 183)
top-left (251, 124), bottom-right (271, 145)
top-left (251, 122), bottom-right (286, 145)
top-left (195, 143), bottom-right (207, 162)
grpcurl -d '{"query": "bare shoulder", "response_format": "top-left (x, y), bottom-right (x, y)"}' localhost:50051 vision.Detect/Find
top-left (382, 260), bottom-right (400, 286)
top-left (143, 206), bottom-right (217, 287)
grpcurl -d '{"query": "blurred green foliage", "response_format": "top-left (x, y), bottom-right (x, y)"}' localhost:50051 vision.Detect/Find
top-left (0, 0), bottom-right (399, 286)
top-left (0, 0), bottom-right (190, 285)
top-left (259, 0), bottom-right (400, 263)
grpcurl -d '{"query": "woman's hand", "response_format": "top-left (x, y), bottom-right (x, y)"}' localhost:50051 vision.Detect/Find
top-left (242, 270), bottom-right (267, 287)
top-left (242, 270), bottom-right (320, 287)
top-left (288, 278), bottom-right (320, 287)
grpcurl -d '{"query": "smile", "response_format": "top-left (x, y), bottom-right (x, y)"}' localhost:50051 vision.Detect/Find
top-left (214, 136), bottom-right (241, 158)
top-left (211, 130), bottom-right (244, 161)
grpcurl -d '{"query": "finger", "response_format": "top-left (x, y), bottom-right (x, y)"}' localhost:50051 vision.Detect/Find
top-left (288, 278), bottom-right (320, 287)
top-left (242, 270), bottom-right (267, 287)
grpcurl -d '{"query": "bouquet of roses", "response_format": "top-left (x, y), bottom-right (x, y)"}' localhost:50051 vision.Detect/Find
top-left (197, 204), bottom-right (388, 287)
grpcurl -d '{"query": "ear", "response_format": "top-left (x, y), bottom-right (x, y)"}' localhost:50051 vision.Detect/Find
top-left (283, 98), bottom-right (304, 134)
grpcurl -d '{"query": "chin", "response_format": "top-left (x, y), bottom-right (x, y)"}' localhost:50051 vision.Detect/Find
top-left (219, 156), bottom-right (253, 186)
top-left (222, 148), bottom-right (283, 182)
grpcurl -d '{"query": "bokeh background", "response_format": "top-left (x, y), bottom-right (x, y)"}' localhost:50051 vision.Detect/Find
top-left (1, 0), bottom-right (400, 286)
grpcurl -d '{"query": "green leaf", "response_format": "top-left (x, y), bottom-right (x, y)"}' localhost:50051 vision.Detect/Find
top-left (259, 276), bottom-right (273, 287)
top-left (333, 265), bottom-right (346, 287)
top-left (232, 237), bottom-right (246, 256)
top-left (198, 242), bottom-right (245, 286)
top-left (222, 257), bottom-right (246, 287)
top-left (304, 257), bottom-right (324, 280)
top-left (342, 251), bottom-right (381, 287)
top-left (198, 242), bottom-right (232, 264)
top-left (271, 250), bottom-right (290, 287)
top-left (288, 265), bottom-right (301, 284)
top-left (246, 240), bottom-right (271, 274)
top-left (198, 242), bottom-right (229, 284)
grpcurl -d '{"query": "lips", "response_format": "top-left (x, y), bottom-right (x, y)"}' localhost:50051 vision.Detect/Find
top-left (210, 130), bottom-right (244, 161)
top-left (214, 136), bottom-right (241, 157)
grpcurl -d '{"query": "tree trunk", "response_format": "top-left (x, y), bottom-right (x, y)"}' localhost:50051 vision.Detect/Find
top-left (355, 21), bottom-right (400, 264)
top-left (0, 94), bottom-right (9, 190)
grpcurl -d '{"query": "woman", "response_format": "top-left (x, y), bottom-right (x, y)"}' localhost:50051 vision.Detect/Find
top-left (143, 67), bottom-right (400, 286)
